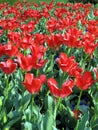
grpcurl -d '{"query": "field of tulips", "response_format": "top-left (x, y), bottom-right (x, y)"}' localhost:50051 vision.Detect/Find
top-left (0, 0), bottom-right (98, 130)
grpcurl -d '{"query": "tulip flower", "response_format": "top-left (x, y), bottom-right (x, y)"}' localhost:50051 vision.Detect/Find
top-left (0, 59), bottom-right (17, 74)
top-left (76, 71), bottom-right (94, 90)
top-left (23, 73), bottom-right (46, 94)
top-left (47, 78), bottom-right (74, 98)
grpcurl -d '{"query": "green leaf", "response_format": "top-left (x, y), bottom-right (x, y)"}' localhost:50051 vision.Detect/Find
top-left (43, 55), bottom-right (54, 73)
top-left (23, 122), bottom-right (33, 130)
top-left (20, 91), bottom-right (31, 110)
top-left (74, 112), bottom-right (89, 130)
top-left (90, 116), bottom-right (98, 129)
top-left (38, 96), bottom-right (56, 130)
top-left (38, 110), bottom-right (56, 130)
top-left (52, 126), bottom-right (59, 130)
top-left (32, 104), bottom-right (41, 117)
top-left (92, 125), bottom-right (98, 130)
top-left (0, 96), bottom-right (3, 107)
top-left (84, 127), bottom-right (92, 130)
top-left (44, 95), bottom-right (55, 114)
top-left (7, 110), bottom-right (22, 119)
top-left (3, 117), bottom-right (20, 130)
top-left (23, 107), bottom-right (31, 121)
top-left (79, 105), bottom-right (89, 114)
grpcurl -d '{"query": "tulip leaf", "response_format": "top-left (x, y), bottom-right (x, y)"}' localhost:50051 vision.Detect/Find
top-left (23, 122), bottom-right (33, 130)
top-left (44, 95), bottom-right (56, 115)
top-left (90, 116), bottom-right (98, 129)
top-left (3, 117), bottom-right (20, 130)
top-left (23, 107), bottom-right (31, 121)
top-left (38, 110), bottom-right (56, 130)
top-left (7, 110), bottom-right (22, 119)
top-left (92, 125), bottom-right (98, 130)
top-left (74, 111), bottom-right (89, 130)
top-left (20, 91), bottom-right (31, 110)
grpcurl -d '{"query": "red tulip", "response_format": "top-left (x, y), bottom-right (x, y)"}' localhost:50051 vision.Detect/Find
top-left (7, 32), bottom-right (21, 43)
top-left (47, 78), bottom-right (74, 98)
top-left (18, 34), bottom-right (34, 49)
top-left (0, 30), bottom-right (3, 36)
top-left (0, 44), bottom-right (4, 57)
top-left (57, 52), bottom-right (75, 72)
top-left (4, 42), bottom-right (18, 57)
top-left (82, 33), bottom-right (98, 54)
top-left (23, 73), bottom-right (46, 94)
top-left (83, 41), bottom-right (98, 55)
top-left (46, 34), bottom-right (63, 49)
top-left (30, 44), bottom-right (47, 69)
top-left (41, 8), bottom-right (50, 18)
top-left (72, 110), bottom-right (82, 120)
top-left (47, 17), bottom-right (57, 32)
top-left (16, 44), bottom-right (47, 71)
top-left (76, 71), bottom-right (94, 90)
top-left (4, 18), bottom-right (19, 31)
top-left (38, 74), bottom-right (46, 84)
top-left (0, 59), bottom-right (17, 74)
top-left (57, 52), bottom-right (82, 77)
top-left (16, 53), bottom-right (35, 71)
top-left (54, 8), bottom-right (66, 18)
top-left (63, 27), bottom-right (83, 48)
top-left (35, 33), bottom-right (46, 45)
top-left (68, 64), bottom-right (82, 77)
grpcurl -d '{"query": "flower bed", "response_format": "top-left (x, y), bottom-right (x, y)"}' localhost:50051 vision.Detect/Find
top-left (0, 1), bottom-right (98, 130)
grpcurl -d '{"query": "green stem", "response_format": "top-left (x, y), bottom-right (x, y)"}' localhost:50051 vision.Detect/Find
top-left (5, 74), bottom-right (9, 88)
top-left (75, 120), bottom-right (79, 130)
top-left (31, 95), bottom-right (34, 111)
top-left (82, 53), bottom-right (89, 70)
top-left (4, 74), bottom-right (9, 98)
top-left (67, 47), bottom-right (71, 56)
top-left (56, 98), bottom-right (61, 110)
top-left (76, 90), bottom-right (83, 110)
top-left (36, 69), bottom-right (39, 77)
top-left (46, 90), bottom-right (50, 96)
top-left (46, 54), bottom-right (55, 74)
top-left (60, 104), bottom-right (67, 111)
top-left (3, 74), bottom-right (9, 110)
